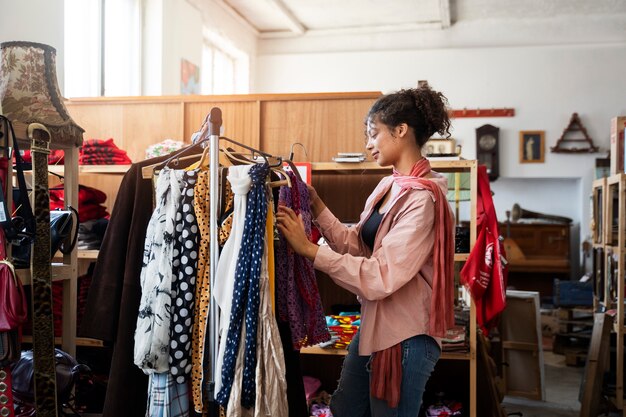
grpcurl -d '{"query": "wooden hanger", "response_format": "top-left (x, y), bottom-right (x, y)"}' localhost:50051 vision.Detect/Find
top-left (141, 140), bottom-right (206, 179)
top-left (282, 159), bottom-right (303, 183)
top-left (268, 167), bottom-right (291, 188)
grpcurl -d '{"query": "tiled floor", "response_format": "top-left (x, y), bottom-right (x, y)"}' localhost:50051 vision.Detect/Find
top-left (501, 351), bottom-right (582, 417)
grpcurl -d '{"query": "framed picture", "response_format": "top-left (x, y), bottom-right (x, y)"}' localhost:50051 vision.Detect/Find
top-left (519, 131), bottom-right (545, 163)
top-left (424, 138), bottom-right (457, 156)
top-left (180, 58), bottom-right (200, 95)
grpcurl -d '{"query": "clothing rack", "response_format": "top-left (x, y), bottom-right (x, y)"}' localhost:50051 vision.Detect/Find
top-left (207, 107), bottom-right (221, 406)
top-left (205, 107), bottom-right (286, 406)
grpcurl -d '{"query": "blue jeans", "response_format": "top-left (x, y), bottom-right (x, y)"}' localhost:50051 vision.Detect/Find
top-left (330, 331), bottom-right (440, 417)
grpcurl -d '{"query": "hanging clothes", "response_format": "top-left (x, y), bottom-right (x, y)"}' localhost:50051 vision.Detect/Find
top-left (275, 171), bottom-right (330, 350)
top-left (189, 168), bottom-right (235, 412)
top-left (460, 165), bottom-right (508, 334)
top-left (214, 165), bottom-right (253, 395)
top-left (169, 170), bottom-right (200, 383)
top-left (225, 218), bottom-right (288, 417)
top-left (134, 168), bottom-right (185, 373)
top-left (216, 163), bottom-right (270, 408)
top-left (146, 372), bottom-right (190, 417)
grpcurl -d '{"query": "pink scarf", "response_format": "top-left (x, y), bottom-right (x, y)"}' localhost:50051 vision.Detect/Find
top-left (392, 158), bottom-right (455, 336)
top-left (371, 158), bottom-right (455, 408)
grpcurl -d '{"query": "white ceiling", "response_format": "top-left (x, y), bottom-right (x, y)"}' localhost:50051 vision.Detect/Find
top-left (212, 0), bottom-right (626, 38)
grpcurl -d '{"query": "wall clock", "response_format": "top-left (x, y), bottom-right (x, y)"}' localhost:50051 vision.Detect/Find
top-left (476, 124), bottom-right (500, 181)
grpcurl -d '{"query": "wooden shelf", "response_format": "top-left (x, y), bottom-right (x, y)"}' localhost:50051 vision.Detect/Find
top-left (78, 250), bottom-right (99, 260)
top-left (17, 263), bottom-right (75, 285)
top-left (310, 159), bottom-right (476, 173)
top-left (301, 345), bottom-right (348, 356)
top-left (22, 335), bottom-right (104, 348)
top-left (48, 164), bottom-right (131, 175)
top-left (52, 249), bottom-right (100, 261)
top-left (301, 345), bottom-right (470, 361)
top-left (454, 253), bottom-right (469, 262)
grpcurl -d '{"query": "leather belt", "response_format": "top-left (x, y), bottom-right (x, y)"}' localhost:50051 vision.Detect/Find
top-left (27, 124), bottom-right (58, 416)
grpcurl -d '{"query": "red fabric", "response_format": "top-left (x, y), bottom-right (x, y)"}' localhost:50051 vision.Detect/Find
top-left (49, 185), bottom-right (110, 222)
top-left (460, 165), bottom-right (508, 335)
top-left (22, 149), bottom-right (65, 164)
top-left (370, 343), bottom-right (402, 408)
top-left (392, 158), bottom-right (456, 337)
top-left (79, 138), bottom-right (132, 165)
top-left (0, 228), bottom-right (28, 331)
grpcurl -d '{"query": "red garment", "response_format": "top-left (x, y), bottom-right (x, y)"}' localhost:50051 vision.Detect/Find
top-left (22, 149), bottom-right (65, 164)
top-left (460, 165), bottom-right (508, 334)
top-left (49, 185), bottom-right (110, 222)
top-left (79, 138), bottom-right (132, 165)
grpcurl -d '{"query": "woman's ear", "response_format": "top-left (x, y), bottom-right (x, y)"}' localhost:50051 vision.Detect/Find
top-left (395, 123), bottom-right (408, 138)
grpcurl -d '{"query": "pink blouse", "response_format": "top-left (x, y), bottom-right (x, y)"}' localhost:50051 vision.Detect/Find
top-left (313, 174), bottom-right (449, 355)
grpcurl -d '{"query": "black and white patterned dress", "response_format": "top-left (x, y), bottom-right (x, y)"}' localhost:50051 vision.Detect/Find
top-left (134, 168), bottom-right (185, 373)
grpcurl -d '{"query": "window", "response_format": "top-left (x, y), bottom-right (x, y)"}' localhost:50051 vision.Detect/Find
top-left (201, 30), bottom-right (249, 95)
top-left (64, 0), bottom-right (101, 97)
top-left (64, 0), bottom-right (141, 97)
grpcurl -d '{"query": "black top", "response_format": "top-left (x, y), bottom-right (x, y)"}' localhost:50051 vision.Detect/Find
top-left (361, 197), bottom-right (385, 251)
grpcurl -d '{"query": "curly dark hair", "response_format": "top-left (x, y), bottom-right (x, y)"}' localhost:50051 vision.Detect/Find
top-left (367, 85), bottom-right (452, 148)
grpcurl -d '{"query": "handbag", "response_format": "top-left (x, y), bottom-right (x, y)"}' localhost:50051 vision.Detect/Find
top-left (10, 206), bottom-right (79, 269)
top-left (0, 259), bottom-right (27, 332)
top-left (11, 348), bottom-right (91, 415)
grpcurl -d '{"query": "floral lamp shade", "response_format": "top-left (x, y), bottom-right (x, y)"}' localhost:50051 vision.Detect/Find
top-left (0, 41), bottom-right (83, 148)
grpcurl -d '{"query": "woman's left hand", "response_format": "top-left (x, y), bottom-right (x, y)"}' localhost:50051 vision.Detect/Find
top-left (276, 205), bottom-right (319, 261)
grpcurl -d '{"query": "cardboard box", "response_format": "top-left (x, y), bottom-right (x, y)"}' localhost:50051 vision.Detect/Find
top-left (610, 116), bottom-right (626, 174)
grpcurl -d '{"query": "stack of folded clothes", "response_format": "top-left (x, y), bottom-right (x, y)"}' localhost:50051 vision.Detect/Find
top-left (79, 138), bottom-right (132, 165)
top-left (50, 184), bottom-right (110, 250)
top-left (324, 313), bottom-right (360, 350)
top-left (441, 325), bottom-right (468, 353)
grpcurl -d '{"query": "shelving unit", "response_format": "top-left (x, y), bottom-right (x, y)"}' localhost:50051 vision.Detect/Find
top-left (591, 173), bottom-right (625, 415)
top-left (302, 159), bottom-right (478, 417)
top-left (5, 121), bottom-right (80, 358)
top-left (17, 161), bottom-right (130, 356)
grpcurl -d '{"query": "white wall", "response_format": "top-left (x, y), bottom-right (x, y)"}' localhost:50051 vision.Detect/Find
top-left (161, 0), bottom-right (203, 95)
top-left (255, 42), bottom-right (626, 275)
top-left (187, 0), bottom-right (258, 91)
top-left (0, 0), bottom-right (65, 91)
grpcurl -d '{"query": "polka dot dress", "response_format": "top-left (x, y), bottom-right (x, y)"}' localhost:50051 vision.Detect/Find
top-left (169, 169), bottom-right (199, 384)
top-left (216, 163), bottom-right (270, 408)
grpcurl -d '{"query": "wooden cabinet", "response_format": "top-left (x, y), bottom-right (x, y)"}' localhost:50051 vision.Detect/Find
top-left (301, 160), bottom-right (478, 417)
top-left (591, 173), bottom-right (625, 414)
top-left (501, 222), bottom-right (571, 301)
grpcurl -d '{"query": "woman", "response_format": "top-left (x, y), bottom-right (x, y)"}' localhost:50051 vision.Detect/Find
top-left (276, 85), bottom-right (456, 417)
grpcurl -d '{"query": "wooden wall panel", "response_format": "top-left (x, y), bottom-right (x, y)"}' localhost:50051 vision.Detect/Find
top-left (184, 101), bottom-right (260, 150)
top-left (259, 98), bottom-right (377, 162)
top-left (66, 102), bottom-right (184, 162)
top-left (66, 93), bottom-right (381, 164)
